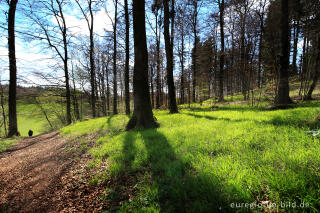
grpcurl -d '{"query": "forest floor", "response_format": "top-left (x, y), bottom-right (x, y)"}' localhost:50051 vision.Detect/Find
top-left (0, 132), bottom-right (107, 212)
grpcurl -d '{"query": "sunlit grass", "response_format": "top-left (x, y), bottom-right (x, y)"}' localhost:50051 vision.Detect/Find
top-left (61, 100), bottom-right (320, 212)
top-left (0, 137), bottom-right (18, 152)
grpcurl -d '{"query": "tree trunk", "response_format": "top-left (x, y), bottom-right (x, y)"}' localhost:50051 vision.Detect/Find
top-left (71, 63), bottom-right (80, 120)
top-left (155, 10), bottom-right (161, 109)
top-left (126, 0), bottom-right (158, 130)
top-left (106, 66), bottom-right (110, 115)
top-left (180, 25), bottom-right (185, 104)
top-left (275, 0), bottom-right (292, 106)
top-left (218, 0), bottom-right (225, 102)
top-left (258, 11), bottom-right (265, 88)
top-left (150, 66), bottom-right (155, 108)
top-left (89, 1), bottom-right (96, 117)
top-left (292, 20), bottom-right (299, 75)
top-left (124, 0), bottom-right (130, 115)
top-left (163, 0), bottom-right (178, 113)
top-left (306, 34), bottom-right (320, 100)
top-left (192, 2), bottom-right (197, 103)
top-left (0, 81), bottom-right (7, 137)
top-left (8, 0), bottom-right (19, 137)
top-left (113, 0), bottom-right (118, 115)
top-left (58, 1), bottom-right (72, 125)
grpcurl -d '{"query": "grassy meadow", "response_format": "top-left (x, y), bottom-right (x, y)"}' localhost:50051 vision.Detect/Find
top-left (61, 100), bottom-right (320, 212)
top-left (1, 84), bottom-right (320, 211)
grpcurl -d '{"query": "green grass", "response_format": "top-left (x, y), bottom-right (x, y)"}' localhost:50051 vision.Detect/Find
top-left (0, 137), bottom-right (18, 152)
top-left (16, 103), bottom-right (51, 136)
top-left (1, 98), bottom-right (71, 137)
top-left (61, 100), bottom-right (320, 212)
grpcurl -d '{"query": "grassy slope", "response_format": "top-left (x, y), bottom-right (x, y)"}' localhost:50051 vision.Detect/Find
top-left (0, 103), bottom-right (47, 151)
top-left (61, 101), bottom-right (320, 212)
top-left (17, 103), bottom-right (50, 136)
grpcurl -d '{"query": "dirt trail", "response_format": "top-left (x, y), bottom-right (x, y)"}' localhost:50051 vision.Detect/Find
top-left (0, 132), bottom-right (73, 212)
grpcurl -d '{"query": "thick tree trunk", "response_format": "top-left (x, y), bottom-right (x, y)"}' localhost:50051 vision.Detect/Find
top-left (163, 0), bottom-right (178, 113)
top-left (218, 0), bottom-right (225, 102)
top-left (124, 0), bottom-right (130, 115)
top-left (113, 0), bottom-right (118, 115)
top-left (275, 0), bottom-right (292, 106)
top-left (8, 0), bottom-right (19, 137)
top-left (126, 0), bottom-right (158, 130)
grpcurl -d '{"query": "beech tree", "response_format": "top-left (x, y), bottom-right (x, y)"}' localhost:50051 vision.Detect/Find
top-left (126, 0), bottom-right (158, 130)
top-left (124, 0), bottom-right (130, 115)
top-left (112, 0), bottom-right (119, 115)
top-left (163, 0), bottom-right (178, 113)
top-left (29, 0), bottom-right (72, 124)
top-left (275, 0), bottom-right (292, 106)
top-left (75, 0), bottom-right (96, 117)
top-left (217, 0), bottom-right (225, 102)
top-left (7, 0), bottom-right (19, 137)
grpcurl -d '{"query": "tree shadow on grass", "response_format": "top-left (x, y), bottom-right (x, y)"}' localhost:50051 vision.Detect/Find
top-left (182, 112), bottom-right (315, 130)
top-left (181, 112), bottom-right (252, 124)
top-left (187, 106), bottom-right (264, 113)
top-left (182, 112), bottom-right (229, 121)
top-left (97, 115), bottom-right (130, 137)
top-left (121, 128), bottom-right (233, 212)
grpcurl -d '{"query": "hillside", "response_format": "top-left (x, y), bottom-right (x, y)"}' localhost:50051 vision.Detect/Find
top-left (58, 101), bottom-right (320, 212)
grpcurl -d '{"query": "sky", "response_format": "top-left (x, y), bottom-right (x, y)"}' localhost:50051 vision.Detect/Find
top-left (0, 0), bottom-right (114, 86)
top-left (0, 0), bottom-right (304, 88)
top-left (0, 0), bottom-right (213, 87)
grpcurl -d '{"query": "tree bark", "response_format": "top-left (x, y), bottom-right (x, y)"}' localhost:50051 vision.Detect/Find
top-left (275, 0), bottom-right (292, 106)
top-left (150, 66), bottom-right (155, 108)
top-left (89, 1), bottom-right (96, 117)
top-left (71, 63), bottom-right (80, 120)
top-left (155, 11), bottom-right (161, 109)
top-left (257, 7), bottom-right (265, 88)
top-left (57, 0), bottom-right (72, 124)
top-left (306, 34), bottom-right (320, 100)
top-left (192, 1), bottom-right (197, 103)
top-left (106, 65), bottom-right (110, 115)
top-left (163, 0), bottom-right (178, 113)
top-left (218, 0), bottom-right (225, 102)
top-left (124, 0), bottom-right (130, 115)
top-left (180, 24), bottom-right (185, 104)
top-left (126, 0), bottom-right (158, 130)
top-left (292, 20), bottom-right (300, 75)
top-left (8, 0), bottom-right (19, 137)
top-left (113, 0), bottom-right (118, 115)
top-left (0, 81), bottom-right (7, 137)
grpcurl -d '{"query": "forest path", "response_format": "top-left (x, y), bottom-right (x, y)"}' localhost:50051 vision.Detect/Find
top-left (0, 132), bottom-right (75, 212)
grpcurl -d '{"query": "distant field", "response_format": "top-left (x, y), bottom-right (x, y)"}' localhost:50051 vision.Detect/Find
top-left (17, 103), bottom-right (51, 136)
top-left (1, 100), bottom-right (66, 137)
